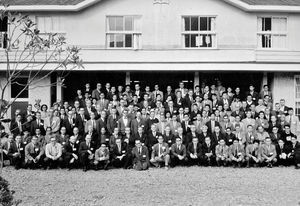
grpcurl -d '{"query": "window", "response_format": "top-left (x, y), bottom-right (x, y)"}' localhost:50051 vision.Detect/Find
top-left (182, 16), bottom-right (216, 48)
top-left (295, 76), bottom-right (300, 118)
top-left (106, 16), bottom-right (141, 49)
top-left (11, 77), bottom-right (29, 99)
top-left (0, 16), bottom-right (8, 49)
top-left (257, 17), bottom-right (287, 49)
top-left (36, 16), bottom-right (64, 34)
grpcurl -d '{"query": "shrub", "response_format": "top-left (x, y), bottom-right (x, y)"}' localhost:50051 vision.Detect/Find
top-left (0, 176), bottom-right (21, 206)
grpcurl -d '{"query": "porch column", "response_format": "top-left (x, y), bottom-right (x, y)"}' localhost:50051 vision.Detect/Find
top-left (56, 76), bottom-right (63, 103)
top-left (125, 72), bottom-right (131, 85)
top-left (194, 72), bottom-right (200, 89)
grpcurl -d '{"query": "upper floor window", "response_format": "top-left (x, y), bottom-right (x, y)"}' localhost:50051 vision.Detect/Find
top-left (0, 16), bottom-right (8, 49)
top-left (106, 16), bottom-right (141, 49)
top-left (36, 16), bottom-right (64, 34)
top-left (182, 16), bottom-right (216, 48)
top-left (257, 17), bottom-right (287, 49)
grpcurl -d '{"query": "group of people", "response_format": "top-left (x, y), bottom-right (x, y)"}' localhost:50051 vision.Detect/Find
top-left (1, 81), bottom-right (300, 171)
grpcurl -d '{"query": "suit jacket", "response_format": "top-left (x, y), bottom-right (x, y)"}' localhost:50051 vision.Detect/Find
top-left (187, 142), bottom-right (202, 158)
top-left (30, 119), bottom-right (46, 136)
top-left (260, 144), bottom-right (277, 159)
top-left (92, 89), bottom-right (101, 100)
top-left (85, 119), bottom-right (97, 133)
top-left (75, 114), bottom-right (86, 135)
top-left (8, 142), bottom-right (25, 158)
top-left (242, 118), bottom-right (256, 131)
top-left (169, 121), bottom-right (181, 135)
top-left (285, 115), bottom-right (300, 135)
top-left (259, 90), bottom-right (272, 99)
top-left (146, 131), bottom-right (162, 149)
top-left (193, 120), bottom-right (205, 134)
top-left (10, 121), bottom-right (23, 136)
top-left (96, 99), bottom-right (109, 111)
top-left (151, 143), bottom-right (170, 159)
top-left (151, 90), bottom-right (164, 101)
top-left (63, 141), bottom-right (80, 159)
top-left (211, 132), bottom-right (226, 145)
top-left (96, 118), bottom-right (107, 135)
top-left (225, 133), bottom-right (236, 145)
top-left (118, 117), bottom-right (132, 135)
top-left (171, 143), bottom-right (186, 158)
top-left (245, 144), bottom-right (261, 158)
top-left (202, 143), bottom-right (216, 155)
top-left (24, 142), bottom-right (44, 162)
top-left (62, 117), bottom-right (75, 136)
top-left (244, 132), bottom-right (258, 145)
top-left (181, 121), bottom-right (191, 135)
top-left (255, 119), bottom-right (269, 130)
top-left (111, 142), bottom-right (128, 159)
top-left (78, 141), bottom-right (96, 155)
top-left (43, 116), bottom-right (60, 133)
top-left (156, 120), bottom-right (168, 135)
top-left (183, 132), bottom-right (200, 148)
top-left (132, 146), bottom-right (149, 164)
top-left (215, 145), bottom-right (229, 158)
top-left (131, 118), bottom-right (147, 135)
top-left (229, 144), bottom-right (245, 159)
top-left (205, 120), bottom-right (220, 134)
top-left (106, 114), bottom-right (119, 134)
top-left (163, 134), bottom-right (175, 147)
top-left (275, 144), bottom-right (289, 158)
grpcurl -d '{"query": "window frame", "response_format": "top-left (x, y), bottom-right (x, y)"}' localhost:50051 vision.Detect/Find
top-left (256, 16), bottom-right (288, 51)
top-left (0, 16), bottom-right (8, 50)
top-left (35, 16), bottom-right (66, 35)
top-left (105, 15), bottom-right (142, 50)
top-left (181, 15), bottom-right (217, 49)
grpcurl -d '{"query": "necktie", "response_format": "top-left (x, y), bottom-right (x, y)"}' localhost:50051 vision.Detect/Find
top-left (37, 120), bottom-right (39, 126)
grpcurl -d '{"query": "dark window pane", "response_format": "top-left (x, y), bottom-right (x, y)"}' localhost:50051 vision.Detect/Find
top-left (184, 17), bottom-right (190, 31)
top-left (0, 16), bottom-right (8, 32)
top-left (116, 34), bottom-right (124, 47)
top-left (208, 17), bottom-right (212, 30)
top-left (185, 34), bottom-right (190, 47)
top-left (108, 34), bottom-right (115, 48)
top-left (191, 17), bottom-right (198, 31)
top-left (125, 34), bottom-right (132, 47)
top-left (115, 17), bottom-right (123, 31)
top-left (262, 34), bottom-right (271, 48)
top-left (263, 18), bottom-right (272, 31)
top-left (190, 34), bottom-right (197, 47)
top-left (11, 78), bottom-right (28, 98)
top-left (125, 17), bottom-right (133, 31)
top-left (200, 17), bottom-right (208, 31)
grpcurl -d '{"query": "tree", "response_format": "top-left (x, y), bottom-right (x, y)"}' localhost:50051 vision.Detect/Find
top-left (0, 6), bottom-right (83, 120)
top-left (0, 6), bottom-right (83, 173)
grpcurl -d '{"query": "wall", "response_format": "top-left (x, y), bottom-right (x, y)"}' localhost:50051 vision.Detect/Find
top-left (272, 72), bottom-right (295, 108)
top-left (28, 74), bottom-right (51, 107)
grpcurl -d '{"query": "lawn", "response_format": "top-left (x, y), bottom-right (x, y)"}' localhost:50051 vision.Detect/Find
top-left (2, 166), bottom-right (300, 206)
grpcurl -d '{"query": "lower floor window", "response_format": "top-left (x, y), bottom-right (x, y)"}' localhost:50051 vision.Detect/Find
top-left (184, 34), bottom-right (215, 48)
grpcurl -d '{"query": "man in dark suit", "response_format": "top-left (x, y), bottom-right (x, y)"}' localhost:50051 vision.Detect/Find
top-left (183, 125), bottom-right (199, 148)
top-left (205, 113), bottom-right (220, 134)
top-left (146, 124), bottom-right (162, 155)
top-left (8, 135), bottom-right (25, 169)
top-left (92, 83), bottom-right (102, 101)
top-left (106, 107), bottom-right (119, 135)
top-left (245, 84), bottom-right (259, 104)
top-left (62, 110), bottom-right (75, 136)
top-left (118, 109), bottom-right (132, 135)
top-left (10, 114), bottom-right (23, 137)
top-left (30, 112), bottom-right (45, 136)
top-left (187, 137), bottom-right (202, 166)
top-left (201, 137), bottom-right (216, 166)
top-left (96, 111), bottom-right (107, 136)
top-left (181, 114), bottom-right (191, 135)
top-left (75, 108), bottom-right (86, 135)
top-left (184, 90), bottom-right (194, 109)
top-left (63, 135), bottom-right (80, 170)
top-left (170, 137), bottom-right (188, 167)
top-left (164, 85), bottom-right (176, 102)
top-left (132, 139), bottom-right (150, 171)
top-left (218, 92), bottom-right (232, 107)
top-left (133, 126), bottom-right (148, 146)
top-left (276, 139), bottom-right (290, 166)
top-left (78, 134), bottom-right (96, 172)
top-left (211, 125), bottom-right (225, 146)
top-left (174, 91), bottom-right (185, 109)
top-left (111, 138), bottom-right (130, 169)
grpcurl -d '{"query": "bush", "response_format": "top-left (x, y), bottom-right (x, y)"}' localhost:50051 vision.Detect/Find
top-left (0, 176), bottom-right (21, 206)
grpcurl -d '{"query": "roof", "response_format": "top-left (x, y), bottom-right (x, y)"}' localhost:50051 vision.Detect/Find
top-left (0, 0), bottom-right (86, 6)
top-left (0, 0), bottom-right (300, 12)
top-left (240, 0), bottom-right (300, 6)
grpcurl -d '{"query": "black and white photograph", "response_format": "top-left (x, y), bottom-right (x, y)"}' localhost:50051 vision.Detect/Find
top-left (0, 0), bottom-right (300, 205)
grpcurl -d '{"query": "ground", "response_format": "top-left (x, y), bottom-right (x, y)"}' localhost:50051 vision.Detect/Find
top-left (1, 166), bottom-right (300, 206)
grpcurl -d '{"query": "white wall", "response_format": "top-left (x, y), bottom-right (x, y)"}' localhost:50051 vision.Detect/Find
top-left (29, 75), bottom-right (51, 107)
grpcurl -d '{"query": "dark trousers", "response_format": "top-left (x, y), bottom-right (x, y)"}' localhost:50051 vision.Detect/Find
top-left (80, 152), bottom-right (93, 169)
top-left (170, 155), bottom-right (188, 167)
top-left (43, 157), bottom-right (63, 169)
top-left (201, 155), bottom-right (216, 166)
top-left (187, 157), bottom-right (201, 166)
top-left (133, 160), bottom-right (149, 171)
top-left (11, 156), bottom-right (25, 169)
top-left (26, 157), bottom-right (44, 169)
top-left (64, 155), bottom-right (80, 169)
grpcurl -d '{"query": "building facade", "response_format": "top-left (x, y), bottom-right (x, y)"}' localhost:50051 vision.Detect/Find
top-left (0, 0), bottom-right (300, 117)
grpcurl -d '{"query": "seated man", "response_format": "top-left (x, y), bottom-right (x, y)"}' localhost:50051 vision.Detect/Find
top-left (150, 135), bottom-right (170, 169)
top-left (79, 134), bottom-right (95, 172)
top-left (215, 139), bottom-right (229, 167)
top-left (63, 135), bottom-right (80, 170)
top-left (187, 136), bottom-right (202, 166)
top-left (170, 137), bottom-right (188, 167)
top-left (2, 134), bottom-right (14, 165)
top-left (44, 136), bottom-right (63, 169)
top-left (201, 137), bottom-right (216, 166)
top-left (276, 139), bottom-right (289, 166)
top-left (229, 139), bottom-right (245, 168)
top-left (261, 137), bottom-right (277, 168)
top-left (25, 136), bottom-right (44, 169)
top-left (94, 143), bottom-right (110, 170)
top-left (245, 140), bottom-right (261, 167)
top-left (132, 139), bottom-right (150, 171)
top-left (111, 138), bottom-right (130, 169)
top-left (288, 136), bottom-right (300, 169)
top-left (8, 135), bottom-right (25, 169)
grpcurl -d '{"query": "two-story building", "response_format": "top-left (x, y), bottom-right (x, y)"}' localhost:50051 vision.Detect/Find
top-left (0, 0), bottom-right (300, 117)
